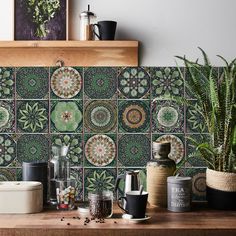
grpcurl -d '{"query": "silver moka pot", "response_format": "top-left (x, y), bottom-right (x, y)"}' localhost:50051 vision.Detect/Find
top-left (115, 170), bottom-right (140, 209)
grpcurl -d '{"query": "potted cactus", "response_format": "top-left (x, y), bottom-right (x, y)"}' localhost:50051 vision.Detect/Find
top-left (155, 48), bottom-right (236, 210)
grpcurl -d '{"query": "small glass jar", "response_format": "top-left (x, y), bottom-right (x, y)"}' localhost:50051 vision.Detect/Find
top-left (56, 179), bottom-right (76, 210)
top-left (88, 191), bottom-right (113, 218)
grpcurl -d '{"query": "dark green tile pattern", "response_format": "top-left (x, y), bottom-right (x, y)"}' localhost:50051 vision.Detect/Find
top-left (0, 66), bottom-right (221, 201)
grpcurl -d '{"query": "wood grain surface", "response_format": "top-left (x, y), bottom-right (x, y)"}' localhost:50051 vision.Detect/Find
top-left (0, 41), bottom-right (138, 67)
top-left (0, 204), bottom-right (235, 236)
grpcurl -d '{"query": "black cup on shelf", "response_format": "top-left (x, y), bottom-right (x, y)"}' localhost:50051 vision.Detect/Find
top-left (93, 21), bottom-right (117, 40)
top-left (22, 161), bottom-right (48, 205)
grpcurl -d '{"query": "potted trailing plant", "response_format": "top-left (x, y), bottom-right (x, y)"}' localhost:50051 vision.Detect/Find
top-left (155, 48), bottom-right (236, 210)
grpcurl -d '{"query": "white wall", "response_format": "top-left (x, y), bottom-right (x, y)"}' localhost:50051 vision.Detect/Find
top-left (1, 0), bottom-right (236, 65)
top-left (70, 0), bottom-right (236, 66)
top-left (0, 0), bottom-right (14, 40)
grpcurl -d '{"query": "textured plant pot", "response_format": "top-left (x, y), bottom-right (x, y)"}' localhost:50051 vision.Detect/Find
top-left (206, 168), bottom-right (236, 210)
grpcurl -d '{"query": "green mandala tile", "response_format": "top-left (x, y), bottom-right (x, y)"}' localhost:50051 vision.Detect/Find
top-left (118, 67), bottom-right (150, 99)
top-left (84, 168), bottom-right (116, 198)
top-left (16, 168), bottom-right (22, 181)
top-left (0, 168), bottom-right (16, 181)
top-left (0, 135), bottom-right (16, 167)
top-left (152, 134), bottom-right (185, 167)
top-left (50, 67), bottom-right (83, 99)
top-left (84, 67), bottom-right (117, 99)
top-left (51, 100), bottom-right (83, 133)
top-left (70, 168), bottom-right (83, 200)
top-left (186, 134), bottom-right (210, 168)
top-left (17, 134), bottom-right (49, 163)
top-left (186, 100), bottom-right (207, 133)
top-left (0, 101), bottom-right (15, 133)
top-left (51, 134), bottom-right (83, 167)
top-left (118, 100), bottom-right (150, 133)
top-left (84, 134), bottom-right (116, 167)
top-left (0, 67), bottom-right (14, 99)
top-left (17, 101), bottom-right (48, 133)
top-left (152, 100), bottom-right (184, 133)
top-left (16, 67), bottom-right (49, 99)
top-left (84, 100), bottom-right (117, 133)
top-left (118, 134), bottom-right (151, 167)
top-left (151, 67), bottom-right (184, 98)
top-left (185, 168), bottom-right (206, 202)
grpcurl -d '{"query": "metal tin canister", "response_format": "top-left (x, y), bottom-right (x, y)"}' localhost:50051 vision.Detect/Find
top-left (167, 176), bottom-right (192, 212)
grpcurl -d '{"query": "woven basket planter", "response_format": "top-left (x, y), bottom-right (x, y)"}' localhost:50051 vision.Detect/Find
top-left (206, 168), bottom-right (236, 210)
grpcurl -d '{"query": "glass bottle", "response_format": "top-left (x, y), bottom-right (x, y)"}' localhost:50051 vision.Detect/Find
top-left (58, 145), bottom-right (70, 180)
top-left (49, 145), bottom-right (70, 205)
top-left (80, 5), bottom-right (96, 40)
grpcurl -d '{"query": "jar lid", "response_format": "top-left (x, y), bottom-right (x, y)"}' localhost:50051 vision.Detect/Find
top-left (23, 161), bottom-right (47, 167)
top-left (0, 181), bottom-right (42, 191)
top-left (167, 176), bottom-right (192, 183)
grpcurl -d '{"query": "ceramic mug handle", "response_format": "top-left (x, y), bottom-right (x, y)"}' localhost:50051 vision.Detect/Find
top-left (92, 24), bottom-right (101, 40)
top-left (118, 197), bottom-right (128, 213)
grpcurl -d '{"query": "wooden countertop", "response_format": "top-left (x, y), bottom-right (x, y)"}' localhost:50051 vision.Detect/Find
top-left (0, 204), bottom-right (236, 236)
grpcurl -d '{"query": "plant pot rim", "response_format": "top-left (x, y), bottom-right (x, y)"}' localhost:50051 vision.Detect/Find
top-left (206, 168), bottom-right (236, 176)
top-left (206, 168), bottom-right (236, 192)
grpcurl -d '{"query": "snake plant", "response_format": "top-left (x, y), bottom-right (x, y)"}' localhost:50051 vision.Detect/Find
top-left (27, 0), bottom-right (61, 38)
top-left (155, 48), bottom-right (236, 173)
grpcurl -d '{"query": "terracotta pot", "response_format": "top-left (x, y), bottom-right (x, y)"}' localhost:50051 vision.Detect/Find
top-left (206, 168), bottom-right (236, 210)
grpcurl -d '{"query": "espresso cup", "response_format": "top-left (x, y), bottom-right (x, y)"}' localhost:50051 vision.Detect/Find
top-left (93, 21), bottom-right (117, 40)
top-left (118, 191), bottom-right (148, 218)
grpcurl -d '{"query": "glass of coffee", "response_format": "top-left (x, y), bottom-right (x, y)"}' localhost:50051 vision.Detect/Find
top-left (88, 190), bottom-right (113, 218)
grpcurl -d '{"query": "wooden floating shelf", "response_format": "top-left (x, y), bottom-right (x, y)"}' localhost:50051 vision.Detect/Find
top-left (0, 40), bottom-right (139, 67)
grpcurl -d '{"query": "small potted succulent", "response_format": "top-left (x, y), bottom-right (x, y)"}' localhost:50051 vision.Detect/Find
top-left (155, 48), bottom-right (236, 210)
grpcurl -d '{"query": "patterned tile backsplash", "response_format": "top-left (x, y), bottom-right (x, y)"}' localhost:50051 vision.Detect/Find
top-left (0, 66), bottom-right (221, 201)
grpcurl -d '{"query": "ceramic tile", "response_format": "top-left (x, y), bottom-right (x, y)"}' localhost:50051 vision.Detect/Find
top-left (152, 133), bottom-right (185, 167)
top-left (0, 66), bottom-right (223, 201)
top-left (185, 134), bottom-right (210, 168)
top-left (84, 168), bottom-right (116, 199)
top-left (84, 134), bottom-right (117, 167)
top-left (51, 134), bottom-right (83, 167)
top-left (186, 100), bottom-right (207, 133)
top-left (0, 100), bottom-right (15, 133)
top-left (70, 168), bottom-right (83, 200)
top-left (118, 67), bottom-right (150, 99)
top-left (50, 100), bottom-right (83, 133)
top-left (84, 100), bottom-right (117, 133)
top-left (185, 168), bottom-right (207, 202)
top-left (50, 67), bottom-right (83, 99)
top-left (16, 67), bottom-right (49, 99)
top-left (151, 67), bottom-right (184, 98)
top-left (0, 134), bottom-right (16, 167)
top-left (0, 168), bottom-right (17, 181)
top-left (118, 100), bottom-right (150, 133)
top-left (16, 134), bottom-right (49, 163)
top-left (118, 134), bottom-right (151, 167)
top-left (0, 67), bottom-right (14, 99)
top-left (152, 100), bottom-right (184, 133)
top-left (17, 100), bottom-right (48, 133)
top-left (84, 67), bottom-right (117, 99)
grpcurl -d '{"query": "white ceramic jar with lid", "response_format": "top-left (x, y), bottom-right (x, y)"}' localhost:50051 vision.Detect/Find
top-left (0, 181), bottom-right (43, 214)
